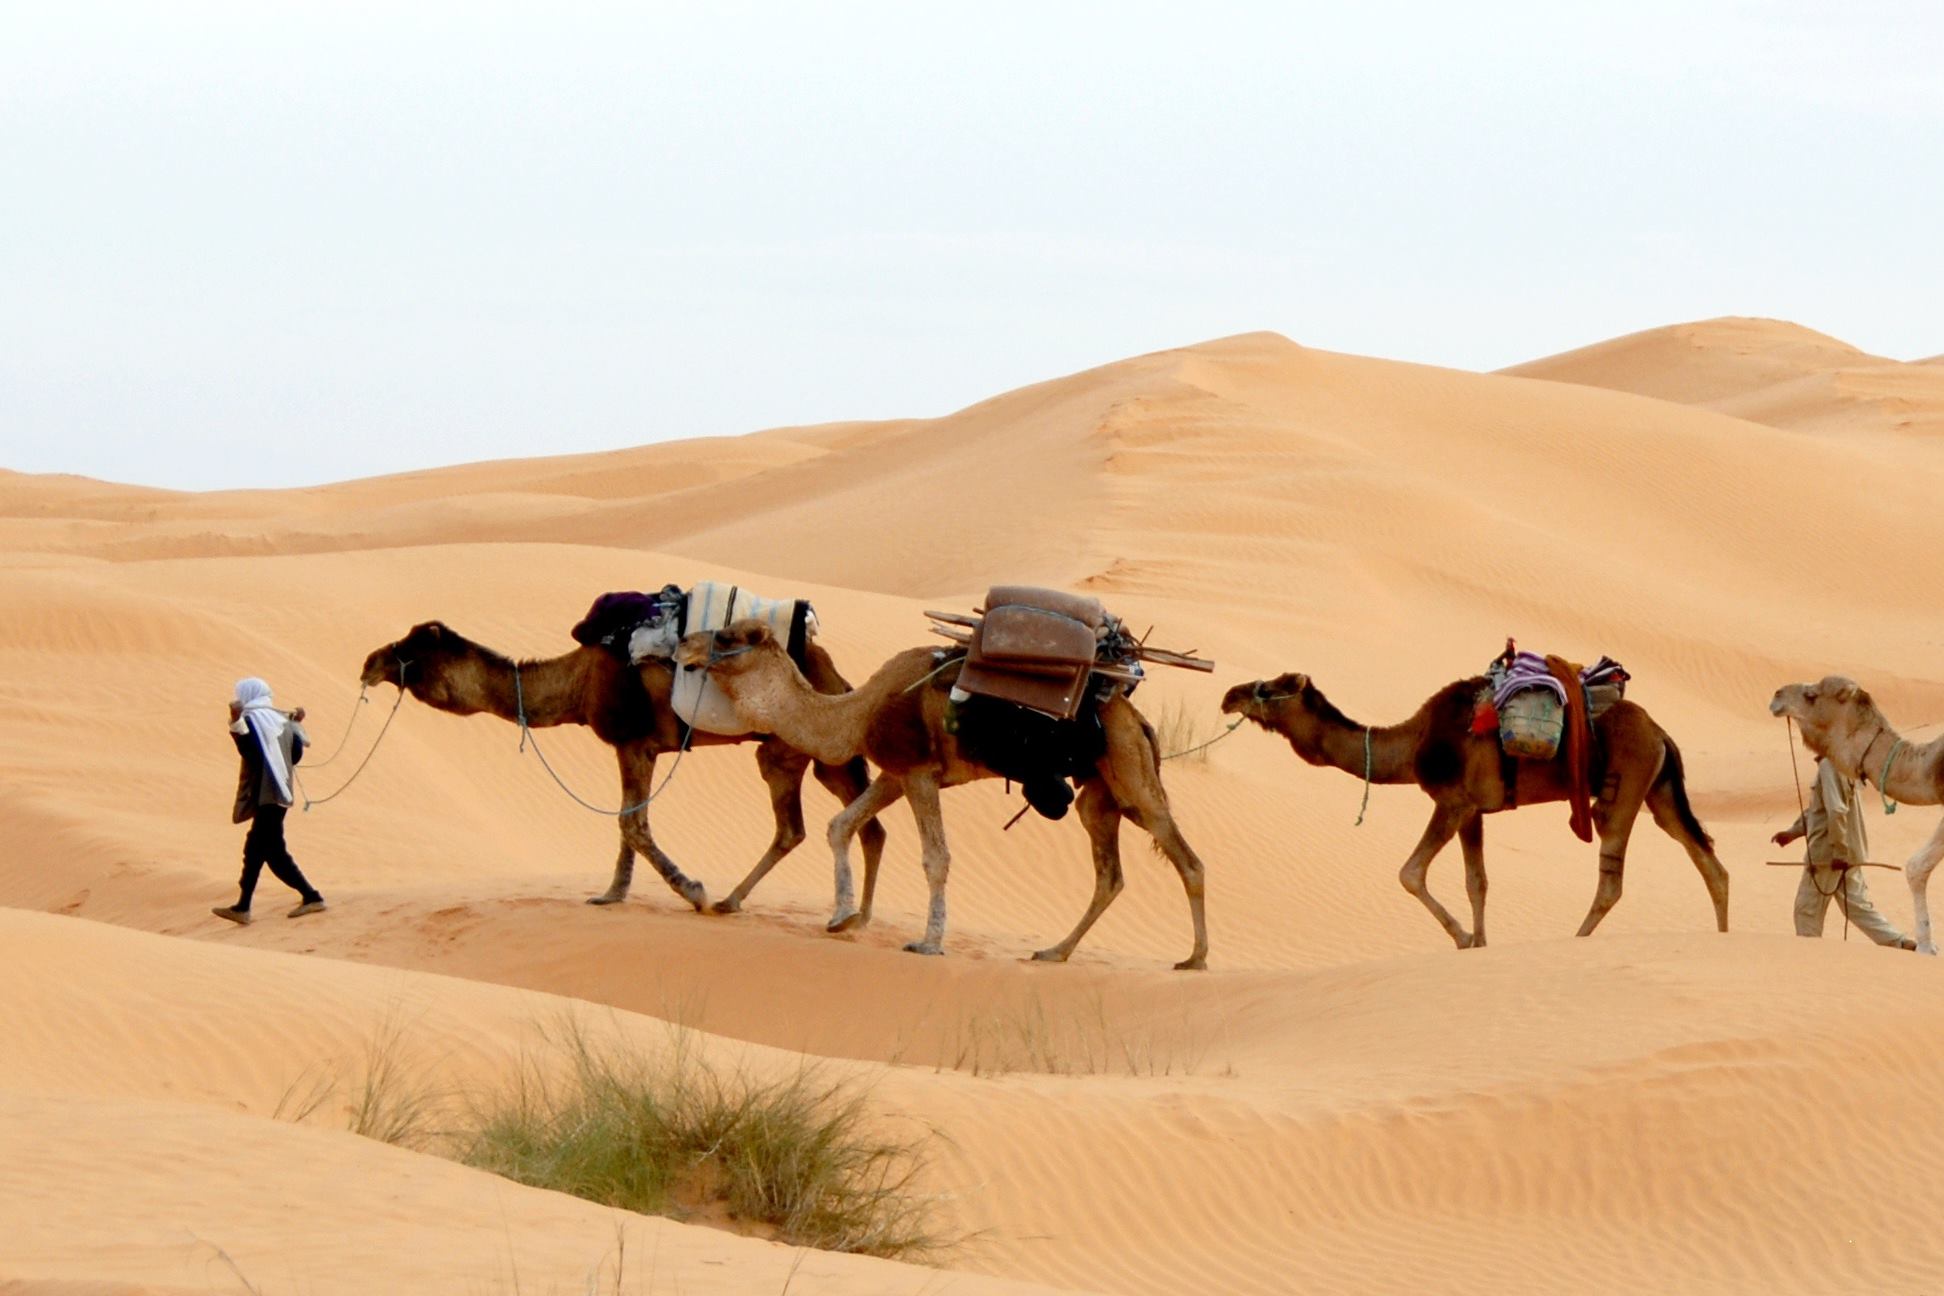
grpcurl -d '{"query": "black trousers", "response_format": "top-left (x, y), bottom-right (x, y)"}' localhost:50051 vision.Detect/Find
top-left (237, 805), bottom-right (321, 909)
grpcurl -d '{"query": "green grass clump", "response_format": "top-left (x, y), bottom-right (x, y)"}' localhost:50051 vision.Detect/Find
top-left (454, 1027), bottom-right (941, 1260)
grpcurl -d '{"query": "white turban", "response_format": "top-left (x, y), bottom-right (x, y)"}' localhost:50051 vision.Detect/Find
top-left (233, 677), bottom-right (293, 803)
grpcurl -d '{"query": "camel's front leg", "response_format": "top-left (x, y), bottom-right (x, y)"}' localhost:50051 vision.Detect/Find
top-left (587, 836), bottom-right (636, 905)
top-left (812, 757), bottom-right (889, 926)
top-left (827, 774), bottom-right (905, 933)
top-left (1399, 804), bottom-right (1470, 947)
top-left (1458, 813), bottom-right (1487, 948)
top-left (901, 772), bottom-right (952, 956)
top-left (1032, 780), bottom-right (1124, 965)
top-left (1906, 814), bottom-right (1944, 956)
top-left (616, 749), bottom-right (707, 911)
top-left (711, 741), bottom-right (810, 915)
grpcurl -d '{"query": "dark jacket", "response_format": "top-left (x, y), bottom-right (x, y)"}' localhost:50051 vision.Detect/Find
top-left (231, 720), bottom-right (307, 823)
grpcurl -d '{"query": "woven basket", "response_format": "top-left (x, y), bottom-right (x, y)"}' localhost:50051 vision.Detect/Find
top-left (1499, 688), bottom-right (1564, 760)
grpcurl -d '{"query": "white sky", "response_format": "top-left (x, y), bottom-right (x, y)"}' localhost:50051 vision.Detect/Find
top-left (3, 1), bottom-right (1940, 490)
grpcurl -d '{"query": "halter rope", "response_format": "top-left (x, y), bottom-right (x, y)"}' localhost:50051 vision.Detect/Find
top-left (298, 657), bottom-right (410, 811)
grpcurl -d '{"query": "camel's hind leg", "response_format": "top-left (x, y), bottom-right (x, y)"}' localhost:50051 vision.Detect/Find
top-left (1031, 780), bottom-right (1125, 965)
top-left (586, 837), bottom-right (636, 905)
top-left (1400, 803), bottom-right (1470, 947)
top-left (1905, 814), bottom-right (1944, 956)
top-left (616, 751), bottom-right (708, 912)
top-left (812, 757), bottom-right (889, 926)
top-left (901, 771), bottom-right (952, 956)
top-left (711, 741), bottom-right (811, 915)
top-left (1645, 776), bottom-right (1730, 933)
top-left (827, 774), bottom-right (906, 933)
top-left (1459, 813), bottom-right (1487, 948)
top-left (1098, 705), bottom-right (1209, 969)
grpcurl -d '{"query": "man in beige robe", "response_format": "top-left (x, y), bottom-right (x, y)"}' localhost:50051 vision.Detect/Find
top-left (1773, 756), bottom-right (1912, 948)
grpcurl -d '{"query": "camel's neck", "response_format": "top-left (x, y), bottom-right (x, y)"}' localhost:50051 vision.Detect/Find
top-left (1852, 721), bottom-right (1944, 807)
top-left (717, 654), bottom-right (866, 765)
top-left (717, 648), bottom-right (914, 766)
top-left (1274, 698), bottom-right (1424, 785)
top-left (418, 645), bottom-right (591, 728)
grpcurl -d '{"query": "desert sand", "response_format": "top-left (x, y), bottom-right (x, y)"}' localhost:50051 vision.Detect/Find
top-left (5, 317), bottom-right (1944, 1293)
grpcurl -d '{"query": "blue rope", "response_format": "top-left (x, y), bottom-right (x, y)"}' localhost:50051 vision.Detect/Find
top-left (1879, 738), bottom-right (1905, 815)
top-left (1354, 725), bottom-right (1373, 827)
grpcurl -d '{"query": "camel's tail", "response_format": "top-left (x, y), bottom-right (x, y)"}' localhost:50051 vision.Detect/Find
top-left (1655, 735), bottom-right (1714, 851)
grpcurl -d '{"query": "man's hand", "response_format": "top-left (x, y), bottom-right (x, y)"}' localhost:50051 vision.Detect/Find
top-left (290, 707), bottom-right (306, 723)
top-left (228, 700), bottom-right (243, 722)
top-left (1772, 829), bottom-right (1799, 847)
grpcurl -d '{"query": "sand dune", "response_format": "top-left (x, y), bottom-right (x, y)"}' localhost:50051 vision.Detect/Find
top-left (8, 322), bottom-right (1944, 1292)
top-left (1504, 316), bottom-right (1944, 437)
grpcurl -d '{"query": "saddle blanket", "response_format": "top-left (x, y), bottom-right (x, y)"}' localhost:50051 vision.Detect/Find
top-left (670, 581), bottom-right (817, 735)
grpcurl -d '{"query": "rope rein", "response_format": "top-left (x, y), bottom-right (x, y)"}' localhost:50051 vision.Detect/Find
top-left (300, 687), bottom-right (371, 768)
top-left (1354, 725), bottom-right (1373, 827)
top-left (511, 661), bottom-right (696, 818)
top-left (1159, 717), bottom-right (1244, 761)
top-left (298, 658), bottom-right (411, 812)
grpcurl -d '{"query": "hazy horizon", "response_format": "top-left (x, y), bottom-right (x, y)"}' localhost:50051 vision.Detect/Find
top-left (6, 1), bottom-right (1940, 491)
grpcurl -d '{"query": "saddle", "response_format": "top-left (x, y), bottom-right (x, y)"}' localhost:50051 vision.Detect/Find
top-left (927, 586), bottom-right (1212, 722)
top-left (955, 587), bottom-right (1108, 721)
top-left (922, 586), bottom-right (1212, 821)
top-left (1481, 641), bottom-right (1630, 844)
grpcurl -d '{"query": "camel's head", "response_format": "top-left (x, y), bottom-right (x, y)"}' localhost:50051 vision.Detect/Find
top-left (673, 619), bottom-right (788, 694)
top-left (1221, 672), bottom-right (1313, 725)
top-left (360, 620), bottom-right (462, 692)
top-left (1769, 675), bottom-right (1879, 757)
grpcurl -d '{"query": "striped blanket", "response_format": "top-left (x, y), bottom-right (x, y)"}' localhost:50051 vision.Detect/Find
top-left (670, 581), bottom-right (818, 735)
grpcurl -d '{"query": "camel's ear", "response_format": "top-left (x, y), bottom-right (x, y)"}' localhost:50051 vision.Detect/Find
top-left (1828, 678), bottom-right (1859, 704)
top-left (1290, 673), bottom-right (1309, 693)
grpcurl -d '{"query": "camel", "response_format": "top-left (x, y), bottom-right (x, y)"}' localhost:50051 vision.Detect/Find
top-left (1770, 675), bottom-right (1944, 954)
top-left (358, 621), bottom-right (887, 916)
top-left (1220, 671), bottom-right (1729, 948)
top-left (673, 620), bottom-right (1211, 969)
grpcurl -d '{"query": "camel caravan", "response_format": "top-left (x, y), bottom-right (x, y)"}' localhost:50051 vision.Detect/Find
top-left (342, 581), bottom-right (1933, 967)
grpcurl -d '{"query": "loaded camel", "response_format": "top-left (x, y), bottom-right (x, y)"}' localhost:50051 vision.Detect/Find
top-left (1770, 675), bottom-right (1944, 954)
top-left (674, 620), bottom-right (1211, 969)
top-left (359, 621), bottom-right (887, 916)
top-left (1221, 671), bottom-right (1729, 948)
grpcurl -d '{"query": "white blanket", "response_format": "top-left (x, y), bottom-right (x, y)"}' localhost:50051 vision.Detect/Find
top-left (670, 581), bottom-right (815, 735)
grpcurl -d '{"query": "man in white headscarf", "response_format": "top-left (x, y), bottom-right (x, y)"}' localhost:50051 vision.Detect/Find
top-left (212, 677), bottom-right (327, 924)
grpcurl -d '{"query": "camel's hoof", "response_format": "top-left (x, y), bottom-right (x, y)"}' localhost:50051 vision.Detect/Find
top-left (680, 882), bottom-right (709, 912)
top-left (709, 897), bottom-right (743, 916)
top-left (826, 909), bottom-right (865, 934)
top-left (1920, 942), bottom-right (1939, 957)
top-left (1454, 931), bottom-right (1478, 949)
top-left (902, 940), bottom-right (944, 956)
top-left (586, 894), bottom-right (624, 907)
top-left (1173, 956), bottom-right (1208, 971)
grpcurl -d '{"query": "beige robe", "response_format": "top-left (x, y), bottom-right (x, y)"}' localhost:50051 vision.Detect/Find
top-left (1791, 759), bottom-right (1905, 945)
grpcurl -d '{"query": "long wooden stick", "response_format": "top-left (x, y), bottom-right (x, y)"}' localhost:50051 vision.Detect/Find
top-left (1764, 860), bottom-right (1900, 871)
